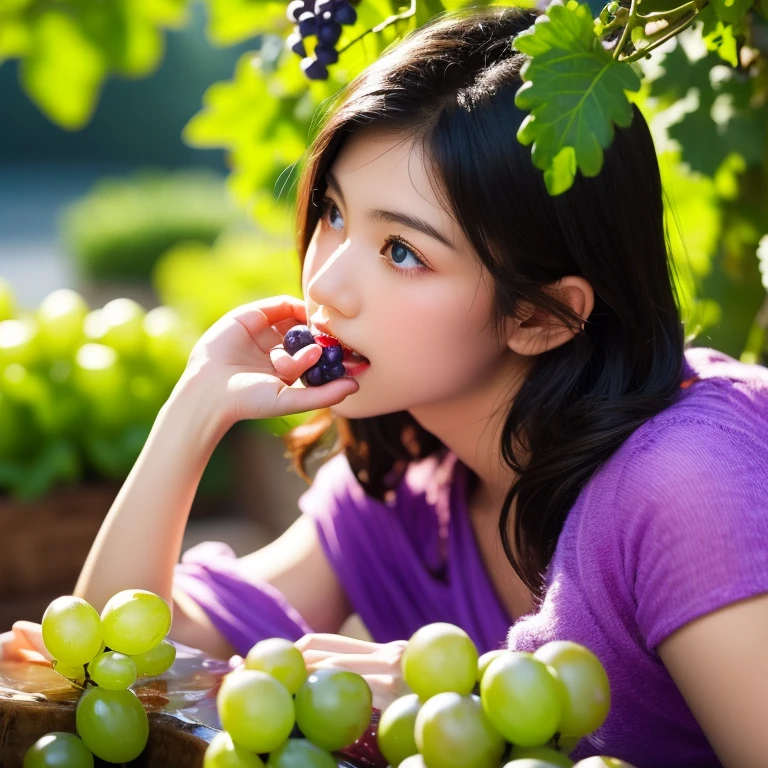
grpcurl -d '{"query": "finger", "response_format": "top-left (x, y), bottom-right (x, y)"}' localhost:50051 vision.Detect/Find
top-left (295, 634), bottom-right (382, 655)
top-left (12, 621), bottom-right (52, 661)
top-left (230, 296), bottom-right (307, 341)
top-left (271, 373), bottom-right (361, 416)
top-left (310, 654), bottom-right (386, 674)
top-left (18, 649), bottom-right (51, 665)
top-left (270, 344), bottom-right (323, 384)
top-left (307, 651), bottom-right (403, 678)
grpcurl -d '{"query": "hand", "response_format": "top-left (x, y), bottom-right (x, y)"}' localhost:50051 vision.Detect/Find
top-left (0, 621), bottom-right (51, 664)
top-left (295, 634), bottom-right (410, 712)
top-left (176, 295), bottom-right (360, 431)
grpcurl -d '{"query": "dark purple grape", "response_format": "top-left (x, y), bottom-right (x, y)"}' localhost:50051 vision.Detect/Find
top-left (287, 0), bottom-right (307, 22)
top-left (317, 19), bottom-right (342, 46)
top-left (315, 44), bottom-right (339, 65)
top-left (298, 11), bottom-right (318, 37)
top-left (287, 30), bottom-right (306, 57)
top-left (301, 57), bottom-right (329, 80)
top-left (303, 366), bottom-right (325, 387)
top-left (333, 2), bottom-right (357, 25)
top-left (283, 325), bottom-right (315, 355)
top-left (316, 0), bottom-right (334, 14)
top-left (322, 343), bottom-right (344, 364)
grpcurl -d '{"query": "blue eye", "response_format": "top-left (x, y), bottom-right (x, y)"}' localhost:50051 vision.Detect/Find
top-left (319, 198), bottom-right (429, 278)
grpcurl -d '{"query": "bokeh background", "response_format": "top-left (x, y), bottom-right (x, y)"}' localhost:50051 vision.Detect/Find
top-left (1, 0), bottom-right (767, 632)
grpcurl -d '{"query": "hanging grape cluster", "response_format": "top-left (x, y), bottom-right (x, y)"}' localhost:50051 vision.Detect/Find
top-left (285, 0), bottom-right (360, 80)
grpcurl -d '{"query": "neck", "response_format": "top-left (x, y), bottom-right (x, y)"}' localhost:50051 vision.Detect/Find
top-left (409, 352), bottom-right (533, 511)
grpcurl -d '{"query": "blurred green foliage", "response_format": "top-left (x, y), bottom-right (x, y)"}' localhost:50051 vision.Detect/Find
top-left (0, 284), bottom-right (206, 500)
top-left (1, 0), bottom-right (767, 367)
top-left (59, 168), bottom-right (245, 281)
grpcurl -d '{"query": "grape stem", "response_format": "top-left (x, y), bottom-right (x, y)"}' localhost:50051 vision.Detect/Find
top-left (337, 0), bottom-right (416, 55)
top-left (608, 0), bottom-right (707, 62)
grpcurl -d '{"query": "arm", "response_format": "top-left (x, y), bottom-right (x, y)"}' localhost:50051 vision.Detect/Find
top-left (658, 592), bottom-right (768, 768)
top-left (172, 514), bottom-right (354, 659)
top-left (73, 376), bottom-right (224, 615)
top-left (74, 374), bottom-right (353, 659)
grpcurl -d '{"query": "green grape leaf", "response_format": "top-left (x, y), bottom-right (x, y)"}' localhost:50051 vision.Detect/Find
top-left (654, 40), bottom-right (767, 175)
top-left (184, 52), bottom-right (280, 147)
top-left (513, 1), bottom-right (641, 194)
top-left (80, 0), bottom-right (164, 78)
top-left (205, 0), bottom-right (289, 46)
top-left (647, 36), bottom-right (712, 101)
top-left (20, 10), bottom-right (107, 129)
top-left (0, 16), bottom-right (31, 60)
top-left (140, 0), bottom-right (189, 28)
top-left (697, 4), bottom-right (748, 66)
top-left (709, 0), bottom-right (753, 25)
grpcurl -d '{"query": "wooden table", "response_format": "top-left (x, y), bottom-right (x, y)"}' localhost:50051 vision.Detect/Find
top-left (0, 644), bottom-right (384, 768)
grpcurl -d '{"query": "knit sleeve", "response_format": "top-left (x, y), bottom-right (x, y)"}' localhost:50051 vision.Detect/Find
top-left (617, 417), bottom-right (768, 654)
top-left (173, 541), bottom-right (313, 657)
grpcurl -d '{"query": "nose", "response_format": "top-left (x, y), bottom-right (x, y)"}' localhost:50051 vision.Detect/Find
top-left (303, 237), bottom-right (361, 319)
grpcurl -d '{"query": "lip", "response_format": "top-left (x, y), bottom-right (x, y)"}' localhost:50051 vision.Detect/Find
top-left (310, 320), bottom-right (369, 362)
top-left (342, 359), bottom-right (371, 378)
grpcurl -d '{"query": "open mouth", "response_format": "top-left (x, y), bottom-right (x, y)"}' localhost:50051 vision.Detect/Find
top-left (311, 329), bottom-right (370, 365)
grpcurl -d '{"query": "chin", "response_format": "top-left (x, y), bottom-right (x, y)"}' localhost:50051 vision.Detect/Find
top-left (329, 395), bottom-right (399, 421)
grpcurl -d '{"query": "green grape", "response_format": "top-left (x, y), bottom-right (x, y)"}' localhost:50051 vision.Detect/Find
top-left (87, 651), bottom-right (138, 690)
top-left (501, 760), bottom-right (563, 768)
top-left (203, 731), bottom-right (265, 767)
top-left (244, 638), bottom-right (307, 695)
top-left (101, 589), bottom-right (172, 656)
top-left (37, 289), bottom-right (88, 359)
top-left (266, 738), bottom-right (337, 767)
top-left (99, 298), bottom-right (146, 358)
top-left (75, 687), bottom-right (149, 763)
top-left (23, 732), bottom-right (94, 768)
top-left (0, 277), bottom-right (16, 321)
top-left (477, 649), bottom-right (507, 684)
top-left (402, 623), bottom-right (478, 699)
top-left (0, 318), bottom-right (39, 367)
top-left (1, 363), bottom-right (48, 405)
top-left (53, 660), bottom-right (86, 682)
top-left (414, 692), bottom-right (505, 768)
top-left (294, 668), bottom-right (372, 752)
top-left (143, 306), bottom-right (195, 380)
top-left (217, 670), bottom-right (295, 754)
top-left (480, 651), bottom-right (563, 747)
top-left (42, 596), bottom-right (103, 666)
top-left (73, 343), bottom-right (128, 428)
top-left (533, 642), bottom-right (610, 738)
top-left (130, 639), bottom-right (177, 677)
top-left (508, 744), bottom-right (575, 767)
top-left (377, 693), bottom-right (422, 767)
top-left (398, 757), bottom-right (427, 768)
top-left (572, 759), bottom-right (638, 767)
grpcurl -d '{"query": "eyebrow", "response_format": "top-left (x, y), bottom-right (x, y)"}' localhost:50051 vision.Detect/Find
top-left (324, 171), bottom-right (455, 251)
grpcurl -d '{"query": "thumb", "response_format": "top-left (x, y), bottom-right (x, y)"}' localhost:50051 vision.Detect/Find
top-left (275, 375), bottom-right (361, 416)
top-left (232, 372), bottom-right (361, 420)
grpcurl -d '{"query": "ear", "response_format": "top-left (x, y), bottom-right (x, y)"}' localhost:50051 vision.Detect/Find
top-left (505, 276), bottom-right (594, 357)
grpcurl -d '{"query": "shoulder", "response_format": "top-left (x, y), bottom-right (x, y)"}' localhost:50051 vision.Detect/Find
top-left (615, 346), bottom-right (768, 495)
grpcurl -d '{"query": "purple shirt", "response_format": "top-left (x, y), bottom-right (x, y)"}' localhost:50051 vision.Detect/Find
top-left (174, 347), bottom-right (768, 767)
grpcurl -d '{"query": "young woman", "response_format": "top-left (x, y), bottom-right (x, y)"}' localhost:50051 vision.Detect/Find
top-left (2, 6), bottom-right (767, 766)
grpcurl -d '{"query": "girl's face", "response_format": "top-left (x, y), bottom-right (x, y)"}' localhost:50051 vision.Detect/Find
top-left (302, 126), bottom-right (522, 423)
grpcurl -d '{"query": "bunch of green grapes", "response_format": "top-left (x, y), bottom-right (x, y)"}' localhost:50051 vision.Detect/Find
top-left (377, 622), bottom-right (638, 768)
top-left (23, 589), bottom-right (177, 767)
top-left (0, 279), bottom-right (200, 497)
top-left (204, 637), bottom-right (373, 767)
